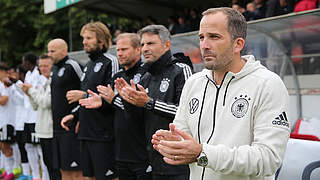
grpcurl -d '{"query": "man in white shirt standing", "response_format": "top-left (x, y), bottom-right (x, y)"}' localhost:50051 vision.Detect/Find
top-left (0, 62), bottom-right (15, 180)
top-left (8, 65), bottom-right (33, 180)
top-left (22, 54), bottom-right (56, 180)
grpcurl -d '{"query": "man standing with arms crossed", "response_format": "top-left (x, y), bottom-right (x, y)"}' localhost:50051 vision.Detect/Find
top-left (115, 25), bottom-right (192, 180)
top-left (61, 21), bottom-right (119, 180)
top-left (152, 7), bottom-right (290, 180)
top-left (48, 39), bottom-right (83, 180)
top-left (79, 33), bottom-right (152, 180)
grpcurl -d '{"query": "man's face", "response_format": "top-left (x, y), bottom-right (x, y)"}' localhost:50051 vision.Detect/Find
top-left (141, 33), bottom-right (169, 63)
top-left (48, 42), bottom-right (66, 64)
top-left (8, 68), bottom-right (18, 81)
top-left (199, 12), bottom-right (234, 71)
top-left (0, 70), bottom-right (7, 81)
top-left (22, 58), bottom-right (31, 71)
top-left (82, 30), bottom-right (101, 53)
top-left (246, 3), bottom-right (256, 12)
top-left (38, 58), bottom-right (52, 78)
top-left (116, 37), bottom-right (140, 69)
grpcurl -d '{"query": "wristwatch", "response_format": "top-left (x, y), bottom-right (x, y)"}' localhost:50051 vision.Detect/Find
top-left (82, 92), bottom-right (88, 99)
top-left (145, 97), bottom-right (155, 110)
top-left (197, 147), bottom-right (208, 167)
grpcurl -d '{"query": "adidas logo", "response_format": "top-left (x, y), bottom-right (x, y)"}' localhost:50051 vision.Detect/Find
top-left (105, 170), bottom-right (114, 176)
top-left (70, 161), bottom-right (78, 167)
top-left (272, 111), bottom-right (289, 128)
top-left (146, 165), bottom-right (152, 173)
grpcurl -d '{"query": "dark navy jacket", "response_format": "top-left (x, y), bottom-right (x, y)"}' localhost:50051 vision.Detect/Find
top-left (51, 56), bottom-right (82, 133)
top-left (78, 51), bottom-right (119, 141)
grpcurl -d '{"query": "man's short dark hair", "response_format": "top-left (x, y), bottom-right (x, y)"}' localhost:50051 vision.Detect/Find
top-left (202, 7), bottom-right (247, 41)
top-left (0, 62), bottom-right (8, 71)
top-left (23, 52), bottom-right (38, 65)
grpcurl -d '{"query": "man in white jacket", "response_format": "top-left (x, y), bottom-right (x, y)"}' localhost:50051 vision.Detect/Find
top-left (152, 7), bottom-right (290, 180)
top-left (22, 54), bottom-right (54, 180)
top-left (22, 52), bottom-right (47, 180)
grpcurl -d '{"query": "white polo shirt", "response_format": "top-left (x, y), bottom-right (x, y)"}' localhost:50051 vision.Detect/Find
top-left (10, 81), bottom-right (28, 131)
top-left (0, 82), bottom-right (9, 128)
top-left (24, 67), bottom-right (46, 124)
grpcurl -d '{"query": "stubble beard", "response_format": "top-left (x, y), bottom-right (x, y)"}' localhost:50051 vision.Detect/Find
top-left (85, 43), bottom-right (101, 54)
top-left (121, 58), bottom-right (135, 69)
top-left (143, 51), bottom-right (157, 64)
top-left (204, 45), bottom-right (233, 71)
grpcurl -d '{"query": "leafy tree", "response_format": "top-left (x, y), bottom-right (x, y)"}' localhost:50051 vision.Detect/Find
top-left (0, 1), bottom-right (40, 66)
top-left (0, 0), bottom-right (140, 66)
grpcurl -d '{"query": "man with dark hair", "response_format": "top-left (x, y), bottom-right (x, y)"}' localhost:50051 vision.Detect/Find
top-left (47, 38), bottom-right (83, 180)
top-left (115, 25), bottom-right (192, 180)
top-left (61, 21), bottom-right (119, 180)
top-left (8, 64), bottom-right (32, 180)
top-left (22, 52), bottom-right (37, 71)
top-left (79, 33), bottom-right (152, 180)
top-left (0, 62), bottom-right (16, 180)
top-left (152, 7), bottom-right (290, 180)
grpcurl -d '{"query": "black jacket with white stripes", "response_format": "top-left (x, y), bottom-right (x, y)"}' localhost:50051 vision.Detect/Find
top-left (140, 50), bottom-right (193, 175)
top-left (108, 60), bottom-right (150, 163)
top-left (78, 50), bottom-right (119, 141)
top-left (51, 56), bottom-right (82, 133)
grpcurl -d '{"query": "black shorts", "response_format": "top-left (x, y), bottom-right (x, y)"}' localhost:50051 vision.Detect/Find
top-left (117, 161), bottom-right (152, 180)
top-left (80, 140), bottom-right (117, 180)
top-left (52, 132), bottom-right (81, 171)
top-left (24, 123), bottom-right (40, 144)
top-left (0, 124), bottom-right (16, 143)
top-left (153, 174), bottom-right (189, 180)
top-left (15, 130), bottom-right (25, 143)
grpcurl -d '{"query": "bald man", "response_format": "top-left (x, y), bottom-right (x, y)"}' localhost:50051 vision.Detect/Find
top-left (48, 39), bottom-right (84, 180)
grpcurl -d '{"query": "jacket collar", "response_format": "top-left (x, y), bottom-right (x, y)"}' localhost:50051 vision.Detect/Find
top-left (56, 56), bottom-right (68, 67)
top-left (88, 49), bottom-right (106, 61)
top-left (148, 50), bottom-right (171, 75)
top-left (125, 60), bottom-right (142, 76)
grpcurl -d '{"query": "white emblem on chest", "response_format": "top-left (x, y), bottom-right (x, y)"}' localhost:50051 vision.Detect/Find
top-left (94, 62), bottom-right (103, 72)
top-left (231, 95), bottom-right (251, 118)
top-left (159, 78), bottom-right (170, 93)
top-left (132, 73), bottom-right (141, 84)
top-left (58, 67), bottom-right (65, 77)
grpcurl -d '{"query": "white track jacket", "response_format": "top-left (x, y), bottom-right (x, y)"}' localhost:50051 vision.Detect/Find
top-left (174, 55), bottom-right (290, 180)
top-left (28, 78), bottom-right (53, 138)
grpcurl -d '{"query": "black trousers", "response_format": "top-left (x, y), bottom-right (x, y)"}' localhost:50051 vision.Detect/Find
top-left (40, 138), bottom-right (61, 180)
top-left (152, 174), bottom-right (189, 180)
top-left (117, 161), bottom-right (152, 180)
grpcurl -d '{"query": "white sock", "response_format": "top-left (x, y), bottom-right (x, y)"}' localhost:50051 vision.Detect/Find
top-left (0, 152), bottom-right (5, 170)
top-left (4, 156), bottom-right (14, 174)
top-left (11, 143), bottom-right (21, 169)
top-left (37, 145), bottom-right (49, 180)
top-left (21, 163), bottom-right (30, 176)
top-left (25, 143), bottom-right (40, 179)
